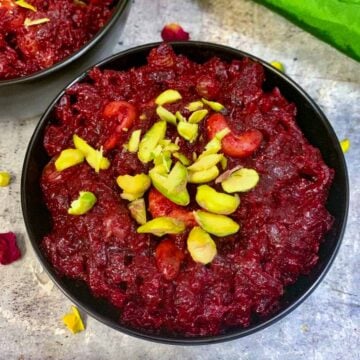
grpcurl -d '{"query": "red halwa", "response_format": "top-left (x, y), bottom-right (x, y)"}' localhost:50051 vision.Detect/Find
top-left (41, 44), bottom-right (334, 336)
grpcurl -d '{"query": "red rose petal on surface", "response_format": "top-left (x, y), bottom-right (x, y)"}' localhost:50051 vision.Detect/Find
top-left (161, 23), bottom-right (190, 42)
top-left (0, 232), bottom-right (21, 265)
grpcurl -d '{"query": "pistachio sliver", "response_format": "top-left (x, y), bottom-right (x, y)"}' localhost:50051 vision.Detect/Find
top-left (156, 106), bottom-right (177, 125)
top-left (128, 198), bottom-right (147, 225)
top-left (221, 168), bottom-right (260, 193)
top-left (175, 111), bottom-right (187, 122)
top-left (187, 227), bottom-right (217, 265)
top-left (155, 89), bottom-right (182, 106)
top-left (187, 153), bottom-right (223, 172)
top-left (15, 0), bottom-right (36, 11)
top-left (116, 173), bottom-right (151, 195)
top-left (128, 129), bottom-right (142, 153)
top-left (177, 121), bottom-right (198, 143)
top-left (0, 172), bottom-right (11, 187)
top-left (138, 121), bottom-right (167, 163)
top-left (120, 192), bottom-right (144, 201)
top-left (196, 185), bottom-right (240, 215)
top-left (201, 98), bottom-right (225, 112)
top-left (24, 18), bottom-right (50, 27)
top-left (55, 149), bottom-right (84, 171)
top-left (185, 101), bottom-right (204, 112)
top-left (137, 217), bottom-right (186, 237)
top-left (188, 166), bottom-right (219, 184)
top-left (68, 191), bottom-right (97, 216)
top-left (194, 210), bottom-right (240, 237)
top-left (173, 152), bottom-right (191, 166)
top-left (188, 109), bottom-right (208, 124)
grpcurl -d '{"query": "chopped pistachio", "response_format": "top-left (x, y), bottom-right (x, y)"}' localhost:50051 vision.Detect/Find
top-left (68, 191), bottom-right (97, 216)
top-left (156, 106), bottom-right (177, 125)
top-left (138, 121), bottom-right (167, 163)
top-left (150, 162), bottom-right (190, 206)
top-left (196, 185), bottom-right (240, 215)
top-left (192, 152), bottom-right (197, 161)
top-left (127, 129), bottom-right (142, 153)
top-left (24, 18), bottom-right (50, 27)
top-left (175, 111), bottom-right (187, 123)
top-left (155, 89), bottom-right (182, 106)
top-left (55, 149), bottom-right (84, 171)
top-left (340, 138), bottom-right (350, 153)
top-left (128, 198), bottom-right (147, 224)
top-left (173, 152), bottom-right (191, 166)
top-left (215, 128), bottom-right (231, 140)
top-left (15, 0), bottom-right (36, 11)
top-left (188, 109), bottom-right (208, 124)
top-left (62, 306), bottom-right (85, 334)
top-left (270, 61), bottom-right (285, 72)
top-left (185, 101), bottom-right (204, 112)
top-left (187, 153), bottom-right (223, 172)
top-left (194, 210), bottom-right (240, 237)
top-left (0, 172), bottom-right (11, 187)
top-left (73, 134), bottom-right (110, 172)
top-left (154, 151), bottom-right (172, 173)
top-left (220, 156), bottom-right (228, 170)
top-left (116, 173), bottom-right (151, 195)
top-left (221, 168), bottom-right (260, 193)
top-left (187, 227), bottom-right (217, 265)
top-left (188, 166), bottom-right (219, 184)
top-left (177, 121), bottom-right (198, 143)
top-left (137, 216), bottom-right (186, 236)
top-left (201, 98), bottom-right (225, 112)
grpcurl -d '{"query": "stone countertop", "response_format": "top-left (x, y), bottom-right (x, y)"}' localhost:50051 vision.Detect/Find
top-left (0, 0), bottom-right (359, 359)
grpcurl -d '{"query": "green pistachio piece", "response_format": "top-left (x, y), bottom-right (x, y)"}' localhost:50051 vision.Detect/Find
top-left (175, 111), bottom-right (187, 122)
top-left (154, 151), bottom-right (172, 173)
top-left (177, 121), bottom-right (198, 143)
top-left (185, 101), bottom-right (204, 112)
top-left (194, 210), bottom-right (240, 237)
top-left (173, 152), bottom-right (191, 166)
top-left (221, 168), bottom-right (260, 193)
top-left (128, 129), bottom-right (142, 153)
top-left (187, 154), bottom-right (223, 172)
top-left (68, 191), bottom-right (97, 216)
top-left (164, 143), bottom-right (180, 153)
top-left (196, 185), bottom-right (240, 215)
top-left (201, 98), bottom-right (225, 112)
top-left (270, 61), bottom-right (285, 72)
top-left (150, 162), bottom-right (190, 206)
top-left (187, 227), bottom-right (217, 265)
top-left (55, 149), bottom-right (85, 171)
top-left (188, 166), bottom-right (219, 184)
top-left (137, 216), bottom-right (186, 237)
top-left (0, 172), bottom-right (11, 187)
top-left (116, 173), bottom-right (151, 195)
top-left (156, 106), bottom-right (177, 125)
top-left (188, 109), bottom-right (208, 124)
top-left (220, 157), bottom-right (228, 170)
top-left (138, 121), bottom-right (167, 163)
top-left (215, 128), bottom-right (231, 140)
top-left (73, 135), bottom-right (110, 172)
top-left (155, 89), bottom-right (182, 106)
top-left (128, 198), bottom-right (147, 225)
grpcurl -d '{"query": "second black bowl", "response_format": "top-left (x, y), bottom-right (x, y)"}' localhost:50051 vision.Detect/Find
top-left (21, 41), bottom-right (349, 345)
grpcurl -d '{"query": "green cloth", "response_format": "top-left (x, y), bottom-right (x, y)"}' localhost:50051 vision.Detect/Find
top-left (255, 0), bottom-right (360, 62)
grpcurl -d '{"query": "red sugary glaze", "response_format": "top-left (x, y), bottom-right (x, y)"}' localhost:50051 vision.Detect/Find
top-left (0, 0), bottom-right (115, 80)
top-left (41, 44), bottom-right (334, 336)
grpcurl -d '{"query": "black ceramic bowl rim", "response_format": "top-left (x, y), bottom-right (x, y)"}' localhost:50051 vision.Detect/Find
top-left (21, 41), bottom-right (349, 345)
top-left (0, 0), bottom-right (130, 87)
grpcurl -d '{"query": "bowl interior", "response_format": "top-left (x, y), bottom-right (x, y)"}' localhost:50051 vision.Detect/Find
top-left (22, 42), bottom-right (348, 344)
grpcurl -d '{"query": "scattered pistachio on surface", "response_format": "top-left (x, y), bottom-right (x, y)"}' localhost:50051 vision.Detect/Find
top-left (155, 89), bottom-right (182, 106)
top-left (127, 129), bottom-right (142, 153)
top-left (340, 138), bottom-right (350, 153)
top-left (0, 172), bottom-right (11, 187)
top-left (55, 149), bottom-right (84, 171)
top-left (62, 306), bottom-right (85, 334)
top-left (201, 98), bottom-right (225, 112)
top-left (137, 216), bottom-right (186, 236)
top-left (68, 191), bottom-right (97, 216)
top-left (188, 166), bottom-right (219, 184)
top-left (116, 174), bottom-right (151, 196)
top-left (128, 198), bottom-right (147, 225)
top-left (185, 101), bottom-right (204, 112)
top-left (187, 227), bottom-right (217, 265)
top-left (188, 109), bottom-right (208, 124)
top-left (177, 121), bottom-right (198, 143)
top-left (221, 168), bottom-right (259, 193)
top-left (156, 106), bottom-right (177, 125)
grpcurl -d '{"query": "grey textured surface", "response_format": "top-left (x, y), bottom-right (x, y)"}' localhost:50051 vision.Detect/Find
top-left (0, 0), bottom-right (359, 359)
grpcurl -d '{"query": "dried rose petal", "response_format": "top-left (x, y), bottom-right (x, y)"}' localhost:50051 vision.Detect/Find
top-left (161, 23), bottom-right (190, 42)
top-left (0, 232), bottom-right (21, 265)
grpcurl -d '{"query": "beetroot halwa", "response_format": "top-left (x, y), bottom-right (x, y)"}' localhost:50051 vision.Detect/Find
top-left (41, 44), bottom-right (334, 336)
top-left (0, 0), bottom-right (116, 80)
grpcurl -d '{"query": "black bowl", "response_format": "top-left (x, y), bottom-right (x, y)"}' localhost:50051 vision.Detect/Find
top-left (0, 0), bottom-right (131, 118)
top-left (21, 41), bottom-right (349, 345)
